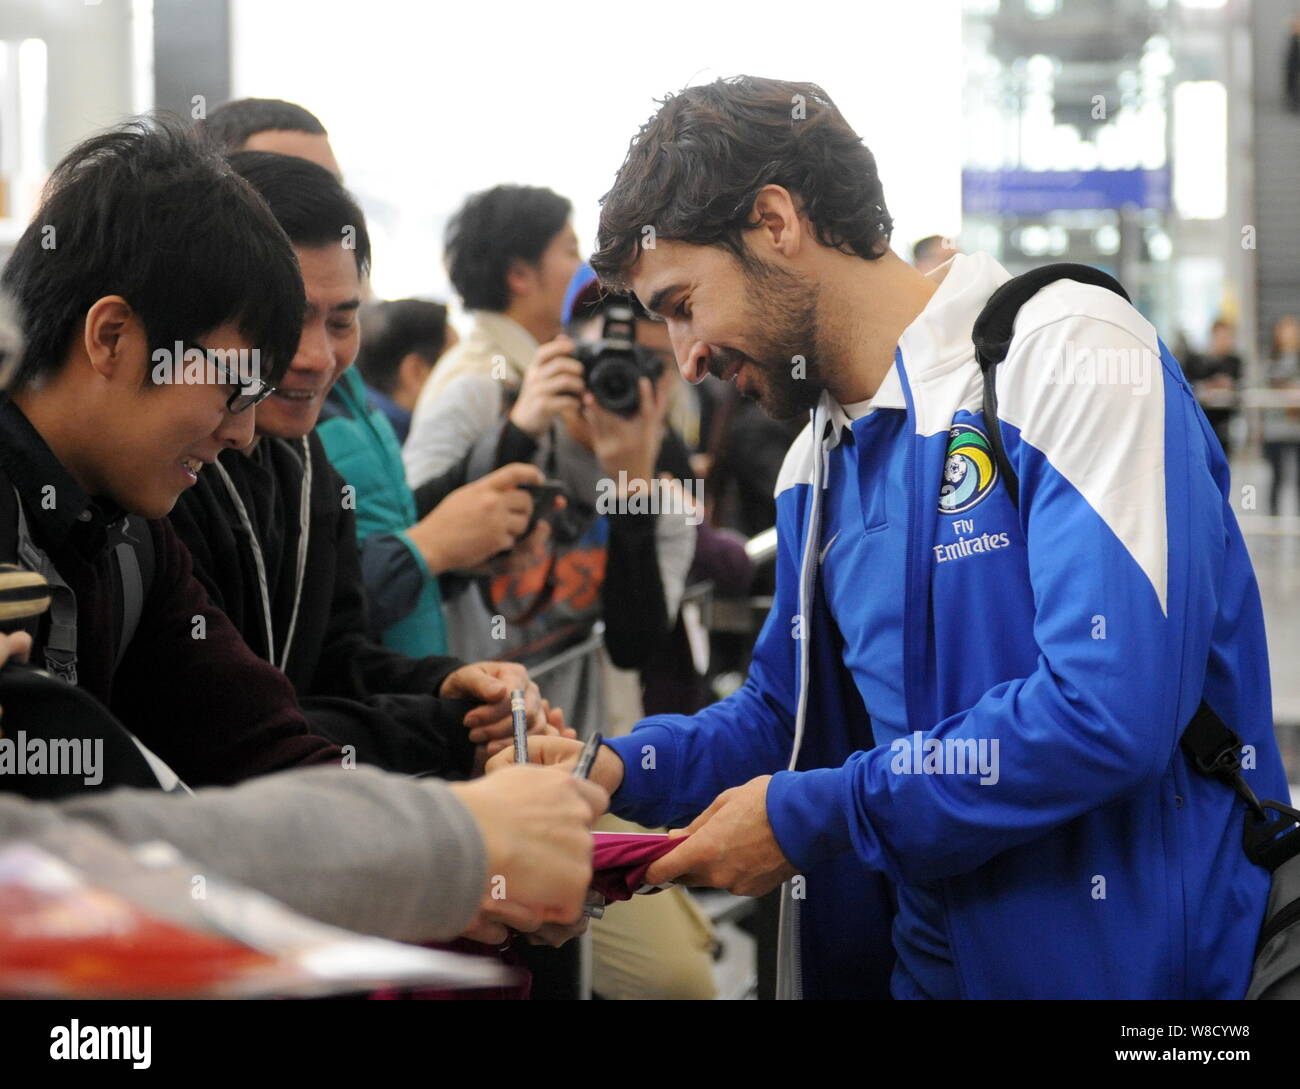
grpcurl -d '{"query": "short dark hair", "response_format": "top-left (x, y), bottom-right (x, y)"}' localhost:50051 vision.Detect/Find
top-left (226, 151), bottom-right (371, 278)
top-left (1, 114), bottom-right (305, 389)
top-left (355, 299), bottom-right (450, 395)
top-left (591, 75), bottom-right (892, 289)
top-left (444, 185), bottom-right (571, 311)
top-left (201, 97), bottom-right (326, 152)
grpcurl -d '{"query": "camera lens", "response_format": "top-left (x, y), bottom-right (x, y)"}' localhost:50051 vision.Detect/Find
top-left (588, 357), bottom-right (641, 416)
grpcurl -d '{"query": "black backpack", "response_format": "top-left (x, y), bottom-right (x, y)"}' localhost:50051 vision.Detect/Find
top-left (0, 660), bottom-right (164, 798)
top-left (0, 483), bottom-right (182, 798)
top-left (974, 263), bottom-right (1300, 999)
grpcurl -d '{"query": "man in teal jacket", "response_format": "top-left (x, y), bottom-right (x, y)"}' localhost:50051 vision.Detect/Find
top-left (318, 364), bottom-right (448, 656)
top-left (319, 357), bottom-right (547, 658)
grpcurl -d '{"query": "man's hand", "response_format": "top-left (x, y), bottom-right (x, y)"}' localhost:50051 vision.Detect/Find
top-left (407, 463), bottom-right (545, 574)
top-left (445, 660), bottom-right (574, 741)
top-left (582, 376), bottom-right (668, 484)
top-left (642, 775), bottom-right (797, 897)
top-left (448, 764), bottom-right (608, 934)
top-left (489, 518), bottom-right (552, 576)
top-left (443, 662), bottom-right (576, 774)
top-left (486, 734), bottom-right (625, 796)
top-left (468, 699), bottom-right (571, 774)
top-left (510, 337), bottom-right (586, 438)
top-left (459, 903), bottom-right (593, 948)
top-left (442, 659), bottom-right (537, 730)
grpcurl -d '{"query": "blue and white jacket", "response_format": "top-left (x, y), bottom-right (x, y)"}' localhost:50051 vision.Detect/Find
top-left (606, 252), bottom-right (1290, 999)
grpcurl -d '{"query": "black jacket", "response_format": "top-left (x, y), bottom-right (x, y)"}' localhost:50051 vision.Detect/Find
top-left (0, 396), bottom-right (341, 787)
top-left (168, 431), bottom-right (475, 777)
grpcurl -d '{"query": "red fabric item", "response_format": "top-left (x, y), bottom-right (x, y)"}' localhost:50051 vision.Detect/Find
top-left (590, 832), bottom-right (688, 902)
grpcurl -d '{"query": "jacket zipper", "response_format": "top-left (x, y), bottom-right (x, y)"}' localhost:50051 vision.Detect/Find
top-left (896, 348), bottom-right (921, 733)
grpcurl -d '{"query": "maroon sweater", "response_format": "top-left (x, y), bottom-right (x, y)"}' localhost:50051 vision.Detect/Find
top-left (0, 395), bottom-right (341, 786)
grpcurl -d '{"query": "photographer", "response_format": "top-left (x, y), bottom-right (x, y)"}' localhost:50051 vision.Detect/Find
top-left (416, 311), bottom-right (697, 739)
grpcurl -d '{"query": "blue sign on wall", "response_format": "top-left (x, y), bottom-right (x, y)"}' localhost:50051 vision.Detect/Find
top-left (963, 168), bottom-right (1171, 214)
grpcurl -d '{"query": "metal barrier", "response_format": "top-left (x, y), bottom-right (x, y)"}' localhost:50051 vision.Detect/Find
top-left (522, 535), bottom-right (774, 1000)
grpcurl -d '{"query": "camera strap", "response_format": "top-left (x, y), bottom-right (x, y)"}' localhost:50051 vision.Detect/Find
top-left (479, 421), bottom-right (562, 628)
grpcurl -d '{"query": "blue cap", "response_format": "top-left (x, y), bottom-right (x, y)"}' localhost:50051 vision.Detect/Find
top-left (563, 262), bottom-right (598, 325)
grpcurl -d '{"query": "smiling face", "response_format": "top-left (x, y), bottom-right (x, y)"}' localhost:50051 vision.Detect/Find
top-left (629, 239), bottom-right (825, 420)
top-left (117, 327), bottom-right (258, 517)
top-left (47, 301), bottom-right (261, 519)
top-left (254, 244), bottom-right (361, 439)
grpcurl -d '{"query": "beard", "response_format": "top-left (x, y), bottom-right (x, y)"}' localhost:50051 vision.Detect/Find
top-left (708, 256), bottom-right (826, 421)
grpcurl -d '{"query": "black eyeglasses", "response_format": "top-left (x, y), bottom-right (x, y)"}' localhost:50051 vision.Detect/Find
top-left (189, 342), bottom-right (277, 414)
top-left (225, 377), bottom-right (275, 415)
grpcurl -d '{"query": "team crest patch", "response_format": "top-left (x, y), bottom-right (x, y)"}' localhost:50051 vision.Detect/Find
top-left (938, 424), bottom-right (997, 514)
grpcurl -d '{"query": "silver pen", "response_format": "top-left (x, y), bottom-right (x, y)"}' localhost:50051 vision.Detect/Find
top-left (511, 689), bottom-right (528, 765)
top-left (573, 731), bottom-right (603, 779)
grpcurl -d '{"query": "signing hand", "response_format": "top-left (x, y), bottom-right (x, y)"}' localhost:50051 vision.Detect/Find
top-left (448, 764), bottom-right (607, 933)
top-left (444, 662), bottom-right (576, 760)
top-left (486, 733), bottom-right (625, 796)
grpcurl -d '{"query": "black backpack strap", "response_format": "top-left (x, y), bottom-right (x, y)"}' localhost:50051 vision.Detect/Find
top-left (1181, 698), bottom-right (1300, 872)
top-left (971, 263), bottom-right (1132, 509)
top-left (968, 267), bottom-right (1300, 875)
top-left (13, 490), bottom-right (79, 685)
top-left (1180, 700), bottom-right (1266, 819)
top-left (107, 515), bottom-right (156, 671)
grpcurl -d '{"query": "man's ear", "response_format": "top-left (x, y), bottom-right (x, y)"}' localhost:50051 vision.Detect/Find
top-left (505, 257), bottom-right (538, 303)
top-left (82, 296), bottom-right (140, 380)
top-left (397, 351), bottom-right (433, 399)
top-left (749, 185), bottom-right (804, 260)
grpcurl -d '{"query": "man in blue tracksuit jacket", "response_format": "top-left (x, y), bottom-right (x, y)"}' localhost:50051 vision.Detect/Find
top-left (495, 75), bottom-right (1290, 999)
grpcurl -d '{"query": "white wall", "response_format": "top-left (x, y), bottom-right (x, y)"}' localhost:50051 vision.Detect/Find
top-left (231, 0), bottom-right (964, 303)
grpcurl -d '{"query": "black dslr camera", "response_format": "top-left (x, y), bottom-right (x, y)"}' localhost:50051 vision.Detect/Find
top-left (573, 301), bottom-right (663, 417)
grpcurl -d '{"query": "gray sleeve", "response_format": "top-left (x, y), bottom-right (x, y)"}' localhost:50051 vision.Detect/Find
top-left (404, 374), bottom-right (504, 487)
top-left (0, 766), bottom-right (486, 944)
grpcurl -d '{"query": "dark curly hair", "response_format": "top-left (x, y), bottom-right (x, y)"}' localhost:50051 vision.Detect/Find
top-left (590, 76), bottom-right (893, 289)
